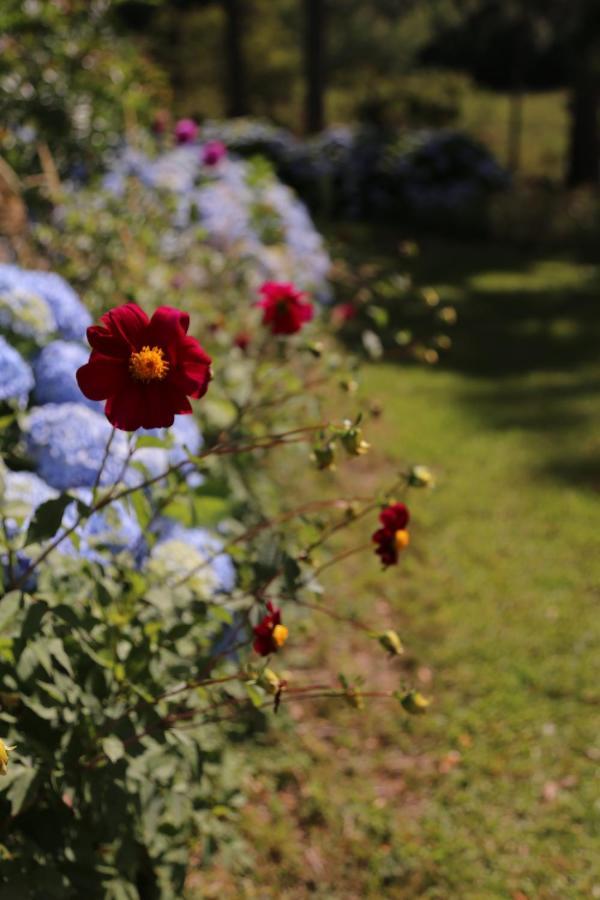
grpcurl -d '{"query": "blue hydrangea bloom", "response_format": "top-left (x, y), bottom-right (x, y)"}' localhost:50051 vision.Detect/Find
top-left (0, 336), bottom-right (34, 406)
top-left (33, 340), bottom-right (100, 410)
top-left (25, 403), bottom-right (129, 490)
top-left (0, 264), bottom-right (91, 341)
top-left (155, 520), bottom-right (236, 593)
top-left (58, 488), bottom-right (144, 564)
top-left (146, 415), bottom-right (204, 466)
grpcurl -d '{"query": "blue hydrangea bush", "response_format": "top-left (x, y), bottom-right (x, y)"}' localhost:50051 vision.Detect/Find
top-left (201, 118), bottom-right (508, 227)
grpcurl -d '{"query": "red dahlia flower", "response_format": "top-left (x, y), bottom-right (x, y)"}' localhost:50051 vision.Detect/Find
top-left (372, 502), bottom-right (410, 568)
top-left (76, 303), bottom-right (212, 431)
top-left (257, 281), bottom-right (314, 336)
top-left (253, 601), bottom-right (289, 656)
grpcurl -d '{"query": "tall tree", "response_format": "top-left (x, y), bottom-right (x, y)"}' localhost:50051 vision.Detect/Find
top-left (223, 0), bottom-right (247, 116)
top-left (422, 0), bottom-right (600, 185)
top-left (303, 0), bottom-right (326, 133)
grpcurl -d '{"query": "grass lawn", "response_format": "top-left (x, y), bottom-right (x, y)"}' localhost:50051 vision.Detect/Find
top-left (193, 230), bottom-right (600, 899)
top-left (460, 89), bottom-right (567, 181)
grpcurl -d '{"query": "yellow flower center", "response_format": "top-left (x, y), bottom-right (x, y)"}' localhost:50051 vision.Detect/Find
top-left (272, 624), bottom-right (289, 648)
top-left (129, 346), bottom-right (169, 382)
top-left (395, 529), bottom-right (410, 551)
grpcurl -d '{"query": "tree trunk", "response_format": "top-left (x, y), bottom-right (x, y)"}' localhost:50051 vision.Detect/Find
top-left (223, 0), bottom-right (247, 117)
top-left (304, 0), bottom-right (326, 134)
top-left (567, 54), bottom-right (599, 186)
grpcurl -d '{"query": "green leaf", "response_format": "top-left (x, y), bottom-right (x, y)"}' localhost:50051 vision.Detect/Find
top-left (25, 494), bottom-right (73, 545)
top-left (6, 767), bottom-right (38, 816)
top-left (0, 591), bottom-right (22, 633)
top-left (244, 683), bottom-right (265, 709)
top-left (135, 435), bottom-right (171, 449)
top-left (102, 736), bottom-right (125, 763)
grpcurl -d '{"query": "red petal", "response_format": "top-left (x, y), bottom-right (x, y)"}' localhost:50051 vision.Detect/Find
top-left (105, 383), bottom-right (145, 431)
top-left (89, 303), bottom-right (149, 356)
top-left (172, 337), bottom-right (212, 398)
top-left (299, 301), bottom-right (314, 323)
top-left (146, 307), bottom-right (190, 359)
top-left (380, 503), bottom-right (409, 530)
top-left (76, 355), bottom-right (128, 401)
top-left (139, 382), bottom-right (192, 429)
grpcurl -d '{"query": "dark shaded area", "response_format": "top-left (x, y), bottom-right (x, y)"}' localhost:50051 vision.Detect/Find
top-left (328, 225), bottom-right (600, 491)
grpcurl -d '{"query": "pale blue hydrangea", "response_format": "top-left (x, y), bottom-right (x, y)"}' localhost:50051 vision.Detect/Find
top-left (0, 287), bottom-right (57, 341)
top-left (25, 403), bottom-right (129, 490)
top-left (58, 489), bottom-right (144, 564)
top-left (0, 264), bottom-right (91, 340)
top-left (155, 520), bottom-right (235, 594)
top-left (0, 336), bottom-right (34, 406)
top-left (145, 415), bottom-right (204, 465)
top-left (102, 147), bottom-right (332, 299)
top-left (142, 416), bottom-right (204, 486)
top-left (33, 340), bottom-right (99, 409)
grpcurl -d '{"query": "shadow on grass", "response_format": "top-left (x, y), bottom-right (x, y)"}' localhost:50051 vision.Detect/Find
top-left (328, 225), bottom-right (600, 490)
top-left (411, 239), bottom-right (600, 377)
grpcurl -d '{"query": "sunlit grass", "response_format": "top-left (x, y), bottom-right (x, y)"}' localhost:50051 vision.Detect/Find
top-left (194, 233), bottom-right (600, 898)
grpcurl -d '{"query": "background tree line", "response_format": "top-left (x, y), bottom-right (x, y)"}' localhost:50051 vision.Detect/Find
top-left (116, 0), bottom-right (600, 186)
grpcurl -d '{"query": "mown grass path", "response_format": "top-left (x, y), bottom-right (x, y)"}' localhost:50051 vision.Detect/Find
top-left (196, 235), bottom-right (600, 899)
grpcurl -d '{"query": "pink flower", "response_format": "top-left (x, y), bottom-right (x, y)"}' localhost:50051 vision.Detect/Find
top-left (174, 118), bottom-right (199, 144)
top-left (257, 281), bottom-right (314, 336)
top-left (202, 141), bottom-right (227, 166)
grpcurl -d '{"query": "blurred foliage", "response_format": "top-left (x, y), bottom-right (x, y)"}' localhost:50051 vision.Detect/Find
top-left (0, 0), bottom-right (168, 181)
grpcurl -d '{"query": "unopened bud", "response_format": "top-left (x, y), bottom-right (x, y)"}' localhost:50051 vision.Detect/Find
top-left (311, 442), bottom-right (336, 471)
top-left (422, 288), bottom-right (440, 307)
top-left (259, 668), bottom-right (285, 694)
top-left (0, 738), bottom-right (16, 776)
top-left (438, 306), bottom-right (457, 325)
top-left (400, 690), bottom-right (430, 715)
top-left (408, 465), bottom-right (435, 488)
top-left (345, 688), bottom-right (364, 710)
top-left (378, 630), bottom-right (404, 656)
top-left (339, 420), bottom-right (370, 457)
top-left (306, 341), bottom-right (324, 358)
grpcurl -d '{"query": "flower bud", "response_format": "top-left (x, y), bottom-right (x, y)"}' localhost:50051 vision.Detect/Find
top-left (377, 629), bottom-right (404, 656)
top-left (408, 465), bottom-right (435, 488)
top-left (344, 688), bottom-right (364, 710)
top-left (438, 306), bottom-right (457, 325)
top-left (0, 738), bottom-right (16, 776)
top-left (339, 420), bottom-right (370, 457)
top-left (421, 288), bottom-right (440, 307)
top-left (400, 690), bottom-right (430, 715)
top-left (259, 668), bottom-right (285, 694)
top-left (305, 340), bottom-right (325, 357)
top-left (311, 442), bottom-right (336, 471)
